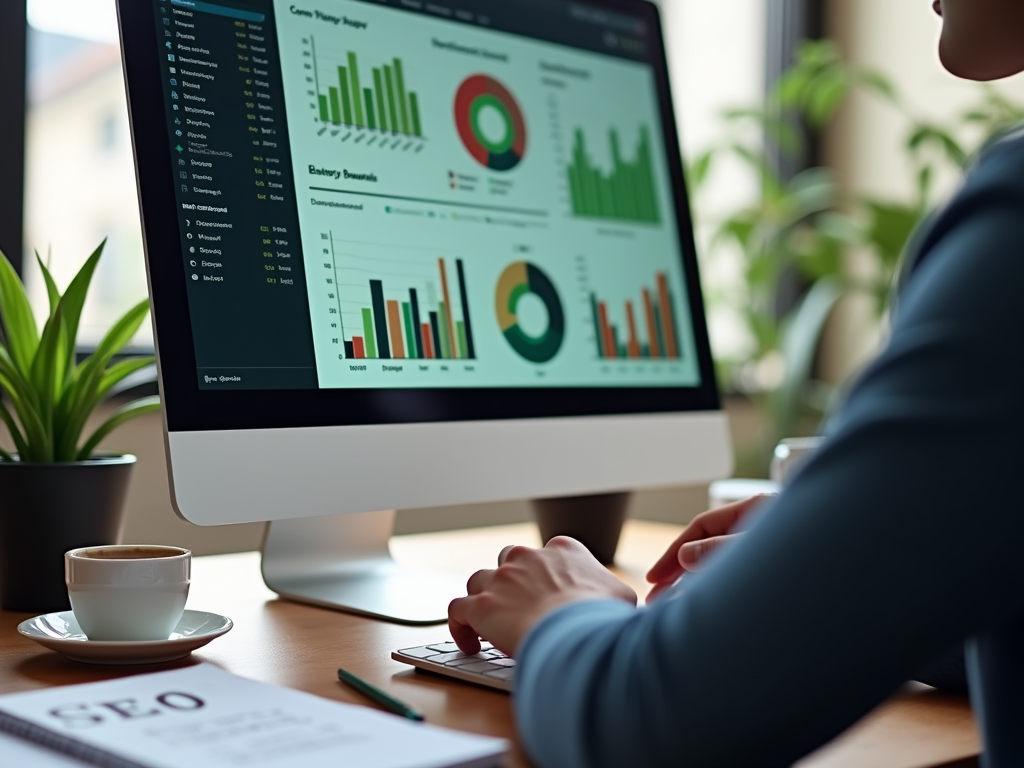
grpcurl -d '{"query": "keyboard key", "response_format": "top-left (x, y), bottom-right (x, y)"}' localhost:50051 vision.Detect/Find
top-left (399, 646), bottom-right (445, 659)
top-left (458, 661), bottom-right (501, 674)
top-left (428, 651), bottom-right (473, 664)
top-left (484, 668), bottom-right (516, 681)
top-left (489, 658), bottom-right (516, 668)
top-left (426, 642), bottom-right (460, 653)
top-left (445, 654), bottom-right (492, 667)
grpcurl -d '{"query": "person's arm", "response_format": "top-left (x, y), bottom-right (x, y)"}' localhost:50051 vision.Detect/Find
top-left (456, 147), bottom-right (1024, 767)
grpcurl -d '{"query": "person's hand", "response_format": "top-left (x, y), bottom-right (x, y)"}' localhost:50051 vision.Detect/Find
top-left (448, 536), bottom-right (637, 656)
top-left (645, 494), bottom-right (774, 601)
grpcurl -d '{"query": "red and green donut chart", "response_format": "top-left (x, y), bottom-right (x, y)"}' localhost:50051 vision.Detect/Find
top-left (454, 75), bottom-right (527, 171)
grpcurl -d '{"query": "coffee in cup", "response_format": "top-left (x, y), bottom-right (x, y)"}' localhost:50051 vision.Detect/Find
top-left (65, 545), bottom-right (191, 641)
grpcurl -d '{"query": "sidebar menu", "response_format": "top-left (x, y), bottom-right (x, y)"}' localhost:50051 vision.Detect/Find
top-left (155, 0), bottom-right (317, 389)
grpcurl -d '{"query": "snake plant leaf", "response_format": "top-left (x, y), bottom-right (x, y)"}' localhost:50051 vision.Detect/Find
top-left (77, 395), bottom-right (160, 461)
top-left (0, 348), bottom-right (49, 460)
top-left (0, 399), bottom-right (29, 458)
top-left (98, 357), bottom-right (156, 400)
top-left (0, 251), bottom-right (39, 377)
top-left (29, 305), bottom-right (69, 439)
top-left (35, 251), bottom-right (61, 318)
top-left (56, 299), bottom-right (151, 460)
top-left (59, 239), bottom-right (106, 356)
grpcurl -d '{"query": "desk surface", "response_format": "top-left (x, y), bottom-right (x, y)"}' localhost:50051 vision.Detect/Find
top-left (0, 521), bottom-right (979, 768)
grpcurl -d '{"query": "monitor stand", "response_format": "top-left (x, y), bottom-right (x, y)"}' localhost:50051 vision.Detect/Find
top-left (260, 510), bottom-right (467, 625)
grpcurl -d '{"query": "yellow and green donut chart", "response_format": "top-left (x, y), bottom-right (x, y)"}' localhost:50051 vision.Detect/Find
top-left (495, 262), bottom-right (565, 364)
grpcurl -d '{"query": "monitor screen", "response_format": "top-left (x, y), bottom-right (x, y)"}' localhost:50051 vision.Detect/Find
top-left (152, 0), bottom-right (699, 387)
top-left (124, 0), bottom-right (719, 430)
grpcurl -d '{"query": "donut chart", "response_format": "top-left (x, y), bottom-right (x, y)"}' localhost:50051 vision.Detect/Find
top-left (495, 262), bottom-right (565, 364)
top-left (454, 75), bottom-right (527, 171)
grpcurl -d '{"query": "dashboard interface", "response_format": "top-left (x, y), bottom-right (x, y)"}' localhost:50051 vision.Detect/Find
top-left (153, 0), bottom-right (701, 391)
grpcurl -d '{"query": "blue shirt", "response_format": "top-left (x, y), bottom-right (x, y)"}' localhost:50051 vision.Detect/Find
top-left (514, 131), bottom-right (1024, 767)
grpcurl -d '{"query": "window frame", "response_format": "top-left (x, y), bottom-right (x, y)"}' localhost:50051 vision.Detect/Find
top-left (0, 2), bottom-right (27, 275)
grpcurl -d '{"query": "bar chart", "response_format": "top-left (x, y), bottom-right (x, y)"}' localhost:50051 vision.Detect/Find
top-left (311, 37), bottom-right (423, 137)
top-left (567, 126), bottom-right (660, 224)
top-left (343, 257), bottom-right (475, 361)
top-left (590, 272), bottom-right (681, 360)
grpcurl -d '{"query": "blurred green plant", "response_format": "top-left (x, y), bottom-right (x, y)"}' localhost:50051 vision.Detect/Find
top-left (692, 40), bottom-right (1024, 473)
top-left (0, 241), bottom-right (160, 462)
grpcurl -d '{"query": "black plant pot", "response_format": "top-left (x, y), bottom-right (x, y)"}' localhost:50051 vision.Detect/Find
top-left (532, 492), bottom-right (632, 565)
top-left (0, 455), bottom-right (136, 613)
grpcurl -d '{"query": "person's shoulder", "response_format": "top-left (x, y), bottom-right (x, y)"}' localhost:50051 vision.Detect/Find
top-left (965, 127), bottom-right (1024, 198)
top-left (915, 128), bottom-right (1024, 261)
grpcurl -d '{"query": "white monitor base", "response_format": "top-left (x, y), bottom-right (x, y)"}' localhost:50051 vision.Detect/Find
top-left (260, 511), bottom-right (467, 625)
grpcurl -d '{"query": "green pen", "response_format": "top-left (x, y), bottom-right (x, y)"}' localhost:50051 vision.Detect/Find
top-left (337, 667), bottom-right (425, 721)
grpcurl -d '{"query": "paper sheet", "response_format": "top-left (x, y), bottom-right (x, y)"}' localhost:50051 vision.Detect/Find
top-left (0, 730), bottom-right (94, 767)
top-left (0, 664), bottom-right (506, 768)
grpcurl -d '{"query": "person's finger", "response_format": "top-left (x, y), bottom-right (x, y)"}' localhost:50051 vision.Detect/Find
top-left (466, 568), bottom-right (494, 595)
top-left (545, 535), bottom-right (585, 550)
top-left (646, 495), bottom-right (774, 583)
top-left (679, 534), bottom-right (738, 571)
top-left (499, 544), bottom-right (534, 565)
top-left (645, 580), bottom-right (672, 603)
top-left (448, 597), bottom-right (482, 654)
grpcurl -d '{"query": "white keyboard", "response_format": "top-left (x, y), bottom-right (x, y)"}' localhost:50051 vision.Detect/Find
top-left (392, 641), bottom-right (515, 692)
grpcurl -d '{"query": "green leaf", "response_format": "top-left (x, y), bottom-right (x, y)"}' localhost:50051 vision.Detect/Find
top-left (54, 299), bottom-right (150, 460)
top-left (0, 398), bottom-right (29, 458)
top-left (29, 305), bottom-right (68, 439)
top-left (76, 396), bottom-right (160, 461)
top-left (863, 200), bottom-right (922, 270)
top-left (858, 70), bottom-right (897, 103)
top-left (771, 278), bottom-right (846, 439)
top-left (806, 69), bottom-right (850, 128)
top-left (60, 239), bottom-right (106, 353)
top-left (689, 151), bottom-right (714, 189)
top-left (35, 251), bottom-right (61, 318)
top-left (99, 357), bottom-right (156, 400)
top-left (0, 250), bottom-right (39, 377)
top-left (0, 348), bottom-right (49, 461)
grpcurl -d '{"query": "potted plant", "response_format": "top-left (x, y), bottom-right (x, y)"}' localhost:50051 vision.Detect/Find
top-left (691, 41), bottom-right (1024, 475)
top-left (0, 241), bottom-right (160, 612)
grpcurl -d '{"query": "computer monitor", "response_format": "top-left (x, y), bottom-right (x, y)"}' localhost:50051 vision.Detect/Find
top-left (116, 0), bottom-right (732, 624)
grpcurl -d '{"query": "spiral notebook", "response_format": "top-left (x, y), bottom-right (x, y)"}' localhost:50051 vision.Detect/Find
top-left (0, 664), bottom-right (506, 768)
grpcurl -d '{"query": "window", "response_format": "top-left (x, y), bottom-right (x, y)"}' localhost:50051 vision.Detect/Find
top-left (25, 0), bottom-right (151, 349)
top-left (659, 0), bottom-right (767, 363)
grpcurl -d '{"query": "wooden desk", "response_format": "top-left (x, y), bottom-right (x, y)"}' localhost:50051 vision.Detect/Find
top-left (0, 521), bottom-right (979, 767)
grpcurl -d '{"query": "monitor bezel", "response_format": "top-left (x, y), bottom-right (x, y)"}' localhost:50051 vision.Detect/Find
top-left (118, 0), bottom-right (721, 434)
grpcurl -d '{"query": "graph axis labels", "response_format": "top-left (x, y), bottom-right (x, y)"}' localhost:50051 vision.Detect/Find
top-left (455, 75), bottom-right (527, 171)
top-left (496, 262), bottom-right (565, 364)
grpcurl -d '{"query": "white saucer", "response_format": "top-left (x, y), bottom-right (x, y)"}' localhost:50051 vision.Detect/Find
top-left (18, 609), bottom-right (233, 665)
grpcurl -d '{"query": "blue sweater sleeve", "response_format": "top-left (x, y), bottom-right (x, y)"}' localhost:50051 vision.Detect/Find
top-left (514, 137), bottom-right (1024, 768)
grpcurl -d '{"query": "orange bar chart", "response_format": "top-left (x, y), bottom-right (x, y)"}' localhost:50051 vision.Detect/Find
top-left (591, 272), bottom-right (682, 360)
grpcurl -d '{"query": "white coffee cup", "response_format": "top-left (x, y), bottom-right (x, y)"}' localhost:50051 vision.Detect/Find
top-left (65, 545), bottom-right (191, 641)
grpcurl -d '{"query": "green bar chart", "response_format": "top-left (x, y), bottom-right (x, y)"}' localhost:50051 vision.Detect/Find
top-left (568, 126), bottom-right (660, 224)
top-left (312, 40), bottom-right (424, 138)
